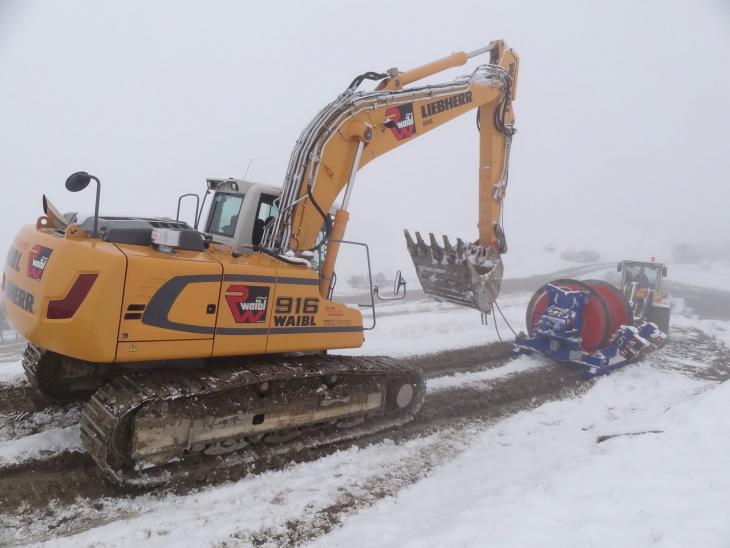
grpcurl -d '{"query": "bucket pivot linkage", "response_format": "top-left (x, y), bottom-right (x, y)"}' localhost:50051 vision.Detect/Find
top-left (516, 279), bottom-right (667, 376)
top-left (404, 230), bottom-right (503, 313)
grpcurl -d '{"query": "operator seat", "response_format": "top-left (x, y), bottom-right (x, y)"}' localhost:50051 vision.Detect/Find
top-left (252, 218), bottom-right (265, 246)
top-left (222, 214), bottom-right (239, 237)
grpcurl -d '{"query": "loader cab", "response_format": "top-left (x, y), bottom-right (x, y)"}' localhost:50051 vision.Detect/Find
top-left (617, 260), bottom-right (667, 294)
top-left (203, 178), bottom-right (281, 250)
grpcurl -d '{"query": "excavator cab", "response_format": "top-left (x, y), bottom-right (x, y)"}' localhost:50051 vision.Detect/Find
top-left (617, 259), bottom-right (670, 332)
top-left (201, 178), bottom-right (281, 250)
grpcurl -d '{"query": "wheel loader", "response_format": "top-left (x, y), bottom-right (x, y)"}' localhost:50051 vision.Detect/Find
top-left (617, 259), bottom-right (670, 333)
top-left (2, 40), bottom-right (519, 482)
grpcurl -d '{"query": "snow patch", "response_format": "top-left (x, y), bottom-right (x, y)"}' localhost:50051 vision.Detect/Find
top-left (313, 364), bottom-right (730, 548)
top-left (428, 354), bottom-right (544, 391)
top-left (0, 359), bottom-right (24, 385)
top-left (0, 425), bottom-right (82, 466)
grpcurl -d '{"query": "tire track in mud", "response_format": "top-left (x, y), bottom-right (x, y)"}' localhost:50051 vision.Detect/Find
top-left (0, 347), bottom-right (557, 529)
top-left (0, 341), bottom-right (515, 446)
top-left (652, 327), bottom-right (730, 381)
top-left (224, 362), bottom-right (588, 548)
top-left (225, 328), bottom-right (730, 548)
top-left (2, 330), bottom-right (729, 544)
top-left (2, 360), bottom-right (586, 544)
top-left (0, 387), bottom-right (81, 443)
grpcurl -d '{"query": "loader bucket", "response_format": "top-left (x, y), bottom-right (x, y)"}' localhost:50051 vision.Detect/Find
top-left (404, 230), bottom-right (503, 313)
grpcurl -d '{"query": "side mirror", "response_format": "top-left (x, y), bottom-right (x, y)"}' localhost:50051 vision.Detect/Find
top-left (662, 266), bottom-right (668, 277)
top-left (65, 171), bottom-right (92, 192)
top-left (65, 171), bottom-right (101, 237)
top-left (393, 270), bottom-right (406, 295)
top-left (616, 262), bottom-right (623, 272)
top-left (373, 270), bottom-right (407, 302)
top-left (176, 193), bottom-right (200, 225)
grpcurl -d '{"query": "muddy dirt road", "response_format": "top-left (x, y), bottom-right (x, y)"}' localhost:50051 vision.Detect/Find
top-left (1, 270), bottom-right (729, 546)
top-left (0, 325), bottom-right (728, 546)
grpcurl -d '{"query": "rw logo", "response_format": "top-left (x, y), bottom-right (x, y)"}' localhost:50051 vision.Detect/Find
top-left (225, 285), bottom-right (270, 324)
top-left (385, 103), bottom-right (416, 141)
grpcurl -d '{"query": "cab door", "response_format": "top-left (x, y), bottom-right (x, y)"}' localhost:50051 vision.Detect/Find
top-left (211, 250), bottom-right (277, 357)
top-left (116, 245), bottom-right (222, 362)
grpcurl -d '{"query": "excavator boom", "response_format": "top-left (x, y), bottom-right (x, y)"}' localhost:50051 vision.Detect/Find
top-left (264, 40), bottom-right (518, 312)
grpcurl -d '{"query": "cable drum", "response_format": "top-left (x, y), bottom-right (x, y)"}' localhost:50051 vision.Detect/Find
top-left (582, 279), bottom-right (633, 336)
top-left (525, 278), bottom-right (611, 353)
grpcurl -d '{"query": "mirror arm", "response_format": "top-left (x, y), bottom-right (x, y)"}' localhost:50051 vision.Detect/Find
top-left (373, 270), bottom-right (407, 302)
top-left (90, 175), bottom-right (101, 238)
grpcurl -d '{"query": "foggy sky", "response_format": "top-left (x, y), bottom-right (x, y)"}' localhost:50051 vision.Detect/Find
top-left (1, 0), bottom-right (729, 281)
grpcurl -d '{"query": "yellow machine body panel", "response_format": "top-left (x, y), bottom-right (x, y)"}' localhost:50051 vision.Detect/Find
top-left (3, 225), bottom-right (364, 365)
top-left (3, 225), bottom-right (125, 363)
top-left (212, 250), bottom-right (278, 357)
top-left (265, 264), bottom-right (364, 354)
top-left (115, 243), bottom-right (223, 362)
top-left (210, 249), bottom-right (363, 356)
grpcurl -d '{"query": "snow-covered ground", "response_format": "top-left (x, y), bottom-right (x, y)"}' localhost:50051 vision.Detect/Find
top-left (667, 260), bottom-right (730, 292)
top-left (0, 359), bottom-right (24, 385)
top-left (5, 314), bottom-right (727, 547)
top-left (339, 292), bottom-right (528, 357)
top-left (0, 425), bottom-right (80, 466)
top-left (2, 266), bottom-right (730, 547)
top-left (315, 360), bottom-right (729, 548)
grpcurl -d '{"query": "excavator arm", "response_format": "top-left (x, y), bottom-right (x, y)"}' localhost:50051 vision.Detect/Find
top-left (264, 40), bottom-right (518, 311)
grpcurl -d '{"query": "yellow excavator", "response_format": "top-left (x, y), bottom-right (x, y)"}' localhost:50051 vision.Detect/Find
top-left (2, 40), bottom-right (518, 481)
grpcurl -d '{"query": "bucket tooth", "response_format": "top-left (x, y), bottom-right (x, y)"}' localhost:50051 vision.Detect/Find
top-left (442, 235), bottom-right (453, 252)
top-left (415, 231), bottom-right (431, 258)
top-left (456, 238), bottom-right (465, 261)
top-left (442, 235), bottom-right (456, 263)
top-left (429, 233), bottom-right (444, 262)
top-left (403, 232), bottom-right (503, 313)
top-left (404, 229), bottom-right (416, 254)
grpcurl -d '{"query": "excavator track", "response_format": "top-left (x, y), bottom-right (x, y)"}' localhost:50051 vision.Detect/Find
top-left (21, 343), bottom-right (44, 392)
top-left (80, 354), bottom-right (425, 485)
top-left (23, 343), bottom-right (110, 402)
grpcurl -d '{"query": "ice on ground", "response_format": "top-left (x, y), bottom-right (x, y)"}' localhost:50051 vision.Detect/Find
top-left (312, 363), bottom-right (730, 548)
top-left (336, 293), bottom-right (529, 357)
top-left (0, 359), bottom-right (24, 385)
top-left (0, 425), bottom-right (81, 465)
top-left (667, 260), bottom-right (730, 292)
top-left (427, 354), bottom-right (544, 391)
top-left (671, 299), bottom-right (730, 349)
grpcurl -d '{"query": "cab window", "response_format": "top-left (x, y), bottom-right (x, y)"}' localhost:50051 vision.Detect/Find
top-left (252, 193), bottom-right (279, 246)
top-left (207, 193), bottom-right (244, 238)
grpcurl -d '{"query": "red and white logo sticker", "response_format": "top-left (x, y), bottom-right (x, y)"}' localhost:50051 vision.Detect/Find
top-left (385, 103), bottom-right (416, 141)
top-left (27, 245), bottom-right (53, 281)
top-left (225, 285), bottom-right (270, 324)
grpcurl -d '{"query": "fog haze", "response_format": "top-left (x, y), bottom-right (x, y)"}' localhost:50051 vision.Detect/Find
top-left (1, 0), bottom-right (729, 279)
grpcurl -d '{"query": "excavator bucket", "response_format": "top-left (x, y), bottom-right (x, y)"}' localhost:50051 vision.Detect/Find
top-left (405, 230), bottom-right (503, 313)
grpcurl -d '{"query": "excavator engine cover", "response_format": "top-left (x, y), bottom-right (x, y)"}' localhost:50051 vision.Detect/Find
top-left (405, 230), bottom-right (503, 313)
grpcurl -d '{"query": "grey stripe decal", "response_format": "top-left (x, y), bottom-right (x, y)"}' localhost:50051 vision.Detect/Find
top-left (214, 325), bottom-right (363, 336)
top-left (222, 274), bottom-right (317, 285)
top-left (276, 276), bottom-right (319, 286)
top-left (215, 327), bottom-right (269, 336)
top-left (270, 326), bottom-right (363, 335)
top-left (223, 274), bottom-right (275, 283)
top-left (142, 274), bottom-right (345, 336)
top-left (142, 275), bottom-right (219, 334)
